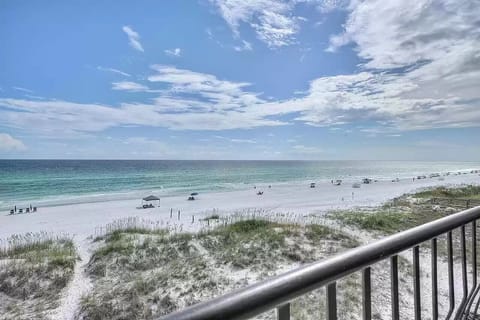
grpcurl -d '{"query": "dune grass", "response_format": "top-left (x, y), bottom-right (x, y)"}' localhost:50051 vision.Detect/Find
top-left (413, 185), bottom-right (480, 199)
top-left (333, 209), bottom-right (432, 234)
top-left (332, 186), bottom-right (480, 235)
top-left (79, 218), bottom-right (359, 320)
top-left (201, 213), bottom-right (220, 221)
top-left (0, 232), bottom-right (77, 320)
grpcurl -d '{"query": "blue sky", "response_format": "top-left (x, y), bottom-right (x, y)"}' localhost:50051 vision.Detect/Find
top-left (1, 0), bottom-right (479, 160)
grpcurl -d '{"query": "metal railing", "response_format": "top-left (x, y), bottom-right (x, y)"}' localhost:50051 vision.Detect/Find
top-left (158, 206), bottom-right (480, 320)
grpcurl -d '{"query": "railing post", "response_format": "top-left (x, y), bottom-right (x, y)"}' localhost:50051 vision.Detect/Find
top-left (413, 246), bottom-right (421, 320)
top-left (326, 282), bottom-right (337, 320)
top-left (464, 220), bottom-right (478, 316)
top-left (431, 238), bottom-right (438, 320)
top-left (391, 255), bottom-right (400, 320)
top-left (446, 231), bottom-right (455, 319)
top-left (454, 225), bottom-right (469, 319)
top-left (473, 220), bottom-right (477, 288)
top-left (362, 267), bottom-right (372, 320)
top-left (277, 303), bottom-right (290, 320)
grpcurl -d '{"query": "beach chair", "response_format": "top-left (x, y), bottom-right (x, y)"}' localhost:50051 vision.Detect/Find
top-left (9, 209), bottom-right (14, 215)
top-left (33, 207), bottom-right (37, 212)
top-left (26, 208), bottom-right (30, 213)
top-left (19, 208), bottom-right (23, 213)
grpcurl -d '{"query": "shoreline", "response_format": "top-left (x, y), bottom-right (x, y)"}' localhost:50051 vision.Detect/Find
top-left (1, 172), bottom-right (479, 240)
top-left (2, 167), bottom-right (479, 212)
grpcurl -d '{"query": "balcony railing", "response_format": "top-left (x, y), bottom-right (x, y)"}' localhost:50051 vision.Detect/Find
top-left (158, 206), bottom-right (480, 320)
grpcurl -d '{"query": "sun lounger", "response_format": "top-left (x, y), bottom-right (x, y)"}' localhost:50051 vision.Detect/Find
top-left (33, 207), bottom-right (37, 212)
top-left (26, 208), bottom-right (30, 213)
top-left (9, 209), bottom-right (14, 215)
top-left (19, 208), bottom-right (23, 213)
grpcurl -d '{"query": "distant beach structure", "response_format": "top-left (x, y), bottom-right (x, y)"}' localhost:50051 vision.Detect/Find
top-left (141, 195), bottom-right (160, 208)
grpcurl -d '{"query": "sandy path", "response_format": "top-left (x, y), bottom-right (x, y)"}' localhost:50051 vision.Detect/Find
top-left (50, 237), bottom-right (93, 320)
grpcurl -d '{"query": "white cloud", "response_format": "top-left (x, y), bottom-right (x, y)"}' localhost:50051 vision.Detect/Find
top-left (148, 65), bottom-right (263, 112)
top-left (122, 25), bottom-right (144, 52)
top-left (292, 144), bottom-right (323, 154)
top-left (2, 58), bottom-right (480, 135)
top-left (317, 0), bottom-right (348, 13)
top-left (210, 0), bottom-right (345, 48)
top-left (112, 81), bottom-right (150, 92)
top-left (209, 0), bottom-right (299, 48)
top-left (4, 3), bottom-right (480, 140)
top-left (234, 40), bottom-right (253, 51)
top-left (13, 87), bottom-right (34, 93)
top-left (0, 133), bottom-right (26, 151)
top-left (270, 70), bottom-right (480, 131)
top-left (164, 48), bottom-right (182, 57)
top-left (97, 66), bottom-right (131, 77)
top-left (327, 0), bottom-right (480, 69)
top-left (231, 138), bottom-right (256, 143)
top-left (316, 0), bottom-right (480, 130)
top-left (123, 137), bottom-right (169, 150)
top-left (214, 135), bottom-right (257, 143)
top-left (0, 83), bottom-right (281, 134)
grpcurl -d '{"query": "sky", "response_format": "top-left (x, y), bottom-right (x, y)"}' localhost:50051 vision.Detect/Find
top-left (0, 0), bottom-right (479, 160)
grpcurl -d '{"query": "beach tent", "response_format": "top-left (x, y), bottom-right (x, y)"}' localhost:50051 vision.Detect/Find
top-left (142, 195), bottom-right (160, 207)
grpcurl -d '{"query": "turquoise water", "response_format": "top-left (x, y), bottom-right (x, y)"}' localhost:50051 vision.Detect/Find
top-left (1, 160), bottom-right (479, 210)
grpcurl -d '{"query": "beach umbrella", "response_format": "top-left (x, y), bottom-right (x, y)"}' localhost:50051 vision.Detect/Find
top-left (142, 195), bottom-right (160, 207)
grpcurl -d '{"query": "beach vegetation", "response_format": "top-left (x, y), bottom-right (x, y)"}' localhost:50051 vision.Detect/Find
top-left (413, 185), bottom-right (480, 199)
top-left (93, 218), bottom-right (169, 242)
top-left (0, 232), bottom-right (77, 320)
top-left (332, 186), bottom-right (480, 234)
top-left (79, 216), bottom-right (359, 319)
top-left (202, 213), bottom-right (220, 221)
top-left (333, 210), bottom-right (413, 233)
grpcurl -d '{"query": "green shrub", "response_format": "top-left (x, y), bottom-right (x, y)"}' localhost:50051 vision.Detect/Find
top-left (414, 185), bottom-right (480, 199)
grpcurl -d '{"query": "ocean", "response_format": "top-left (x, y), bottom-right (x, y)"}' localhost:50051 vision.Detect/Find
top-left (1, 160), bottom-right (479, 210)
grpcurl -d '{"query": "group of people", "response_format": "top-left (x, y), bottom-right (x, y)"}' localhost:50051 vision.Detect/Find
top-left (9, 204), bottom-right (37, 215)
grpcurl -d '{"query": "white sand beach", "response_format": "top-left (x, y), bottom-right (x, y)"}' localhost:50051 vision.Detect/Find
top-left (1, 172), bottom-right (479, 240)
top-left (1, 172), bottom-right (479, 320)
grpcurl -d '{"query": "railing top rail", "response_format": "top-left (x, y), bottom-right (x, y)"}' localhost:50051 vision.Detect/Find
top-left (158, 206), bottom-right (480, 320)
